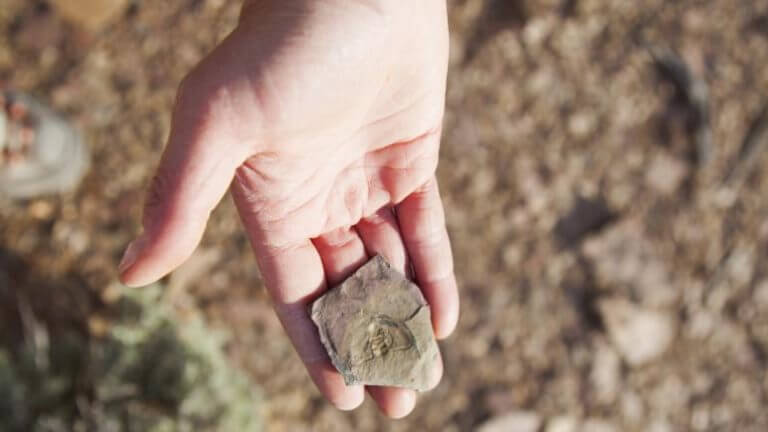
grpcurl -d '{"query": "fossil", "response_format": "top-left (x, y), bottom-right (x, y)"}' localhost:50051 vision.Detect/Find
top-left (349, 315), bottom-right (416, 366)
top-left (310, 255), bottom-right (441, 391)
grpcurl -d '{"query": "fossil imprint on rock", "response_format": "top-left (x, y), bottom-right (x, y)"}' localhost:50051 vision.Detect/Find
top-left (310, 256), bottom-right (440, 391)
top-left (349, 314), bottom-right (417, 366)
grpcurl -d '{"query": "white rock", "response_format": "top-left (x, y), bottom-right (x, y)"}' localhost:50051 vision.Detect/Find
top-left (523, 16), bottom-right (555, 47)
top-left (725, 246), bottom-right (755, 287)
top-left (568, 111), bottom-right (598, 138)
top-left (645, 153), bottom-right (688, 195)
top-left (50, 0), bottom-right (128, 32)
top-left (754, 279), bottom-right (768, 306)
top-left (545, 416), bottom-right (579, 432)
top-left (598, 298), bottom-right (676, 366)
top-left (477, 411), bottom-right (542, 432)
top-left (647, 419), bottom-right (674, 432)
top-left (590, 341), bottom-right (621, 404)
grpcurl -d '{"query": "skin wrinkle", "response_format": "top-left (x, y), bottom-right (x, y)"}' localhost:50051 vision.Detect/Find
top-left (363, 177), bottom-right (391, 217)
top-left (362, 90), bottom-right (442, 154)
top-left (374, 159), bottom-right (438, 204)
top-left (235, 155), bottom-right (325, 220)
top-left (335, 160), bottom-right (369, 230)
top-left (238, 130), bottom-right (378, 237)
top-left (244, 125), bottom-right (354, 183)
top-left (365, 127), bottom-right (440, 168)
top-left (362, 129), bottom-right (440, 203)
top-left (248, 194), bottom-right (323, 244)
top-left (317, 227), bottom-right (360, 248)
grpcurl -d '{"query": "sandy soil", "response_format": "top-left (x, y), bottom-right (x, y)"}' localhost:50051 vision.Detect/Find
top-left (2, 0), bottom-right (768, 431)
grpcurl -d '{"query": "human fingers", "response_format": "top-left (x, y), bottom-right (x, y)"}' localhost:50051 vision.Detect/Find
top-left (246, 235), bottom-right (366, 410)
top-left (356, 207), bottom-right (410, 275)
top-left (119, 72), bottom-right (249, 287)
top-left (396, 177), bottom-right (459, 339)
top-left (313, 226), bottom-right (423, 418)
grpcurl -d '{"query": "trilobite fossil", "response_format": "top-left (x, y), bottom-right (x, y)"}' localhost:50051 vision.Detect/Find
top-left (348, 315), bottom-right (415, 366)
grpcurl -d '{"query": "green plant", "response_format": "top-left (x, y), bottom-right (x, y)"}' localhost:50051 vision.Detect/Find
top-left (0, 285), bottom-right (262, 432)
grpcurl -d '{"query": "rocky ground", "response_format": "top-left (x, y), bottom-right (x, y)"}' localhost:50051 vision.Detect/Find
top-left (2, 0), bottom-right (768, 431)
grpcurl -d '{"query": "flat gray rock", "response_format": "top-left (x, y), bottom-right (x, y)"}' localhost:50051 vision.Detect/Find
top-left (310, 255), bottom-right (440, 391)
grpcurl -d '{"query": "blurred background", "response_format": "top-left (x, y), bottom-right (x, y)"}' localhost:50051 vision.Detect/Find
top-left (1, 0), bottom-right (767, 431)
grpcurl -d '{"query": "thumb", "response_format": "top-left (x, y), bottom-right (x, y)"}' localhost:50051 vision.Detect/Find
top-left (119, 72), bottom-right (249, 287)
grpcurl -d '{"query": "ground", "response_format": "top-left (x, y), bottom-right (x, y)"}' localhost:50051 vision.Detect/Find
top-left (1, 0), bottom-right (768, 431)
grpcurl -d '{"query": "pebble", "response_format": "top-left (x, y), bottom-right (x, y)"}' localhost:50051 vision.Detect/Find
top-left (645, 153), bottom-right (688, 195)
top-left (598, 298), bottom-right (676, 366)
top-left (545, 416), bottom-right (579, 432)
top-left (50, 0), bottom-right (128, 33)
top-left (590, 340), bottom-right (621, 404)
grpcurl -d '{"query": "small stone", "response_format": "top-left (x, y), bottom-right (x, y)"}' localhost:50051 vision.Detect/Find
top-left (568, 111), bottom-right (598, 138)
top-left (477, 411), bottom-right (542, 432)
top-left (546, 416), bottom-right (579, 432)
top-left (646, 153), bottom-right (688, 195)
top-left (754, 280), bottom-right (768, 306)
top-left (554, 196), bottom-right (616, 247)
top-left (598, 298), bottom-right (676, 366)
top-left (648, 419), bottom-right (674, 432)
top-left (590, 340), bottom-right (621, 404)
top-left (310, 255), bottom-right (440, 391)
top-left (27, 200), bottom-right (54, 220)
top-left (50, 0), bottom-right (128, 33)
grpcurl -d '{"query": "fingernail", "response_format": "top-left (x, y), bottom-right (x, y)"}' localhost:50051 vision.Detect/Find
top-left (118, 236), bottom-right (146, 274)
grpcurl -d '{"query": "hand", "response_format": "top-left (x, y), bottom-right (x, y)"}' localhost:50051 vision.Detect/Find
top-left (118, 0), bottom-right (458, 418)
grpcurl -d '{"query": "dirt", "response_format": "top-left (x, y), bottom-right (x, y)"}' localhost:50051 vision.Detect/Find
top-left (2, 0), bottom-right (768, 431)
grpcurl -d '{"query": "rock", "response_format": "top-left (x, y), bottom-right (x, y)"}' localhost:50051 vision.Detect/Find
top-left (50, 0), bottom-right (128, 33)
top-left (590, 340), bottom-right (621, 404)
top-left (477, 411), bottom-right (542, 432)
top-left (568, 111), bottom-right (598, 138)
top-left (753, 279), bottom-right (768, 307)
top-left (310, 255), bottom-right (440, 391)
top-left (647, 419), bottom-right (674, 432)
top-left (598, 298), bottom-right (676, 366)
top-left (554, 196), bottom-right (616, 248)
top-left (545, 416), bottom-right (579, 432)
top-left (645, 153), bottom-right (688, 195)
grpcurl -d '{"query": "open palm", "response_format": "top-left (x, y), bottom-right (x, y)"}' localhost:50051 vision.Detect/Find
top-left (119, 0), bottom-right (458, 418)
